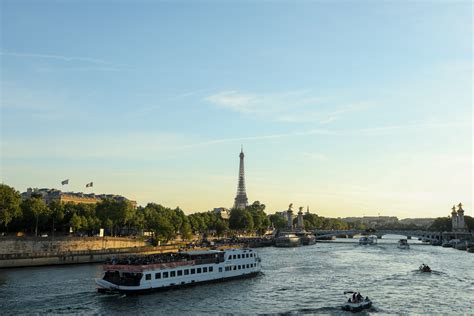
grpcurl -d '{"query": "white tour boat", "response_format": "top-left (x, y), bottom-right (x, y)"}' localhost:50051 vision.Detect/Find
top-left (96, 248), bottom-right (261, 294)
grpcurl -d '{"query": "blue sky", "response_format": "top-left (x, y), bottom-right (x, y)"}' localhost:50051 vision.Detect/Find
top-left (1, 1), bottom-right (472, 218)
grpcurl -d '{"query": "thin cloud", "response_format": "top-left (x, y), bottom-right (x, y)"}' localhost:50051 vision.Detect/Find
top-left (1, 51), bottom-right (112, 65)
top-left (1, 51), bottom-right (132, 72)
top-left (204, 90), bottom-right (371, 124)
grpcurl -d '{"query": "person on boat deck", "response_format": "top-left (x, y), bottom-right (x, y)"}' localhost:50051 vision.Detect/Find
top-left (357, 293), bottom-right (363, 301)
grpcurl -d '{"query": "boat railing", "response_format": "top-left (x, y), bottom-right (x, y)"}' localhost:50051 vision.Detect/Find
top-left (103, 260), bottom-right (196, 272)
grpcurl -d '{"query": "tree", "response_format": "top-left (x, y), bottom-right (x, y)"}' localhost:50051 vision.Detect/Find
top-left (229, 208), bottom-right (254, 233)
top-left (213, 219), bottom-right (229, 237)
top-left (246, 201), bottom-right (270, 234)
top-left (0, 184), bottom-right (22, 232)
top-left (96, 199), bottom-right (134, 236)
top-left (70, 213), bottom-right (83, 232)
top-left (48, 200), bottom-right (64, 237)
top-left (143, 203), bottom-right (176, 241)
top-left (269, 214), bottom-right (287, 229)
top-left (21, 197), bottom-right (50, 236)
top-left (429, 217), bottom-right (451, 232)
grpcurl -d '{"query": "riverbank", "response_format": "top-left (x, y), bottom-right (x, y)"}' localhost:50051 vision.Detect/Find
top-left (0, 236), bottom-right (269, 268)
top-left (0, 245), bottom-right (181, 268)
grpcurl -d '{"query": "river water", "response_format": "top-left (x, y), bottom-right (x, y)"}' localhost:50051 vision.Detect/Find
top-left (1, 235), bottom-right (473, 314)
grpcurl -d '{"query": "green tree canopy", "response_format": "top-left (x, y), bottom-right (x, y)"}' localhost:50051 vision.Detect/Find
top-left (0, 184), bottom-right (22, 231)
top-left (269, 214), bottom-right (287, 229)
top-left (21, 197), bottom-right (50, 236)
top-left (229, 208), bottom-right (254, 233)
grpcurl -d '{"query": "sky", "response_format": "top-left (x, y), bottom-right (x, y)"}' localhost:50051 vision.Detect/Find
top-left (1, 0), bottom-right (472, 219)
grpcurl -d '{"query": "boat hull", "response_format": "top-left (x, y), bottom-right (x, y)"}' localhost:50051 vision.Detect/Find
top-left (97, 271), bottom-right (260, 295)
top-left (342, 300), bottom-right (372, 312)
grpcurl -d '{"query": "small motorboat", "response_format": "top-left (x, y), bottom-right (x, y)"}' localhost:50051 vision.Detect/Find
top-left (397, 239), bottom-right (410, 249)
top-left (359, 235), bottom-right (377, 245)
top-left (419, 264), bottom-right (431, 273)
top-left (342, 291), bottom-right (372, 312)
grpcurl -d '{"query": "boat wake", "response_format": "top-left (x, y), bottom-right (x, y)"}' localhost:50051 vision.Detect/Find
top-left (411, 270), bottom-right (447, 276)
top-left (260, 305), bottom-right (377, 315)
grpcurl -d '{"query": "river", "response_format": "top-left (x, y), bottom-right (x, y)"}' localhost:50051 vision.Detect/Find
top-left (1, 235), bottom-right (472, 314)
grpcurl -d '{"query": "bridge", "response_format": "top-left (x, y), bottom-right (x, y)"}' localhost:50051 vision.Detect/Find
top-left (312, 229), bottom-right (473, 242)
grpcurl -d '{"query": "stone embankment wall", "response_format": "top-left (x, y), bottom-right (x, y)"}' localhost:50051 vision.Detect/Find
top-left (0, 237), bottom-right (147, 255)
top-left (0, 246), bottom-right (179, 268)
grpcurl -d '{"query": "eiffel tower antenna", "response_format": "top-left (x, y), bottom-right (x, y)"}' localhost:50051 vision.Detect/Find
top-left (233, 147), bottom-right (248, 209)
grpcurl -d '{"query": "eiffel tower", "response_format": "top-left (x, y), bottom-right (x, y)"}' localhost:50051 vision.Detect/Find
top-left (233, 146), bottom-right (249, 210)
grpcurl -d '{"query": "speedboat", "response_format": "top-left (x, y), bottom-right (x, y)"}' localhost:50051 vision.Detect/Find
top-left (359, 235), bottom-right (377, 245)
top-left (359, 236), bottom-right (369, 245)
top-left (368, 235), bottom-right (378, 244)
top-left (342, 291), bottom-right (372, 312)
top-left (419, 264), bottom-right (431, 273)
top-left (397, 239), bottom-right (409, 249)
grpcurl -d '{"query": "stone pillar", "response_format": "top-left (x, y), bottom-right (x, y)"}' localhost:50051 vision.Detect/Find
top-left (457, 203), bottom-right (466, 232)
top-left (451, 205), bottom-right (458, 232)
top-left (287, 210), bottom-right (293, 229)
top-left (297, 207), bottom-right (304, 229)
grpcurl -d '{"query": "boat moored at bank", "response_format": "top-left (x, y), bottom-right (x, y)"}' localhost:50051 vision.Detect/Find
top-left (274, 232), bottom-right (301, 247)
top-left (96, 248), bottom-right (261, 294)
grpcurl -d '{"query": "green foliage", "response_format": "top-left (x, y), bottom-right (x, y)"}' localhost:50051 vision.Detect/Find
top-left (465, 216), bottom-right (474, 230)
top-left (246, 201), bottom-right (270, 234)
top-left (229, 208), bottom-right (254, 232)
top-left (143, 203), bottom-right (176, 241)
top-left (96, 199), bottom-right (134, 236)
top-left (269, 214), bottom-right (287, 229)
top-left (21, 197), bottom-right (50, 236)
top-left (429, 217), bottom-right (451, 231)
top-left (0, 184), bottom-right (22, 230)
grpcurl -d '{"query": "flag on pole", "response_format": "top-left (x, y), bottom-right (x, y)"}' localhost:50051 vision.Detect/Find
top-left (86, 182), bottom-right (93, 188)
top-left (61, 179), bottom-right (69, 185)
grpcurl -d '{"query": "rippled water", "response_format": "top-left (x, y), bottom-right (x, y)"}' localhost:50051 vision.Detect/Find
top-left (1, 235), bottom-right (473, 314)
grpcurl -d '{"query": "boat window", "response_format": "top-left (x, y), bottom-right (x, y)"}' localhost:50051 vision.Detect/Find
top-left (238, 254), bottom-right (241, 259)
top-left (203, 267), bottom-right (208, 273)
top-left (163, 272), bottom-right (169, 278)
top-left (209, 266), bottom-right (213, 272)
top-left (155, 272), bottom-right (161, 279)
top-left (191, 269), bottom-right (195, 274)
top-left (246, 264), bottom-right (249, 268)
top-left (184, 269), bottom-right (189, 275)
top-left (219, 267), bottom-right (222, 273)
top-left (177, 270), bottom-right (183, 276)
top-left (246, 254), bottom-right (249, 258)
top-left (233, 266), bottom-right (236, 270)
top-left (250, 253), bottom-right (253, 257)
top-left (228, 256), bottom-right (232, 260)
top-left (146, 274), bottom-right (151, 280)
top-left (232, 255), bottom-right (236, 259)
top-left (197, 268), bottom-right (202, 274)
top-left (238, 265), bottom-right (241, 270)
top-left (170, 271), bottom-right (176, 277)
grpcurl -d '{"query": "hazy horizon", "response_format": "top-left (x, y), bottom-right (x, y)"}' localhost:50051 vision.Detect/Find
top-left (1, 1), bottom-right (472, 218)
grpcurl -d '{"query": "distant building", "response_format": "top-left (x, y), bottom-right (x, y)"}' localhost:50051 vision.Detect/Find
top-left (341, 216), bottom-right (399, 228)
top-left (399, 218), bottom-right (435, 228)
top-left (21, 188), bottom-right (137, 208)
top-left (213, 207), bottom-right (230, 220)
